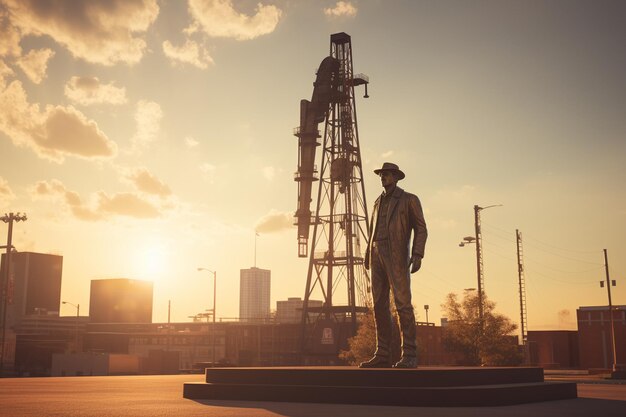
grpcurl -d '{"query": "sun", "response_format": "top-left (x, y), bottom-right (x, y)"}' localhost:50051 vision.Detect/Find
top-left (135, 242), bottom-right (169, 280)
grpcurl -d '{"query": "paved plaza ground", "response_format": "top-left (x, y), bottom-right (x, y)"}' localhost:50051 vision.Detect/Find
top-left (1, 373), bottom-right (625, 417)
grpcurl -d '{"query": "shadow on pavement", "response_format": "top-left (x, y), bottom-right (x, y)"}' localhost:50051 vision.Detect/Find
top-left (189, 398), bottom-right (626, 417)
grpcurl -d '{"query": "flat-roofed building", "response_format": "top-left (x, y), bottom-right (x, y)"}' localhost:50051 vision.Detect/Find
top-left (239, 268), bottom-right (270, 322)
top-left (577, 305), bottom-right (626, 370)
top-left (89, 279), bottom-right (153, 324)
top-left (276, 297), bottom-right (323, 323)
top-left (0, 252), bottom-right (63, 325)
top-left (1, 252), bottom-right (64, 370)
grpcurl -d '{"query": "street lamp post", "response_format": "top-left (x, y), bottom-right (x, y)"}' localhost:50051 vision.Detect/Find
top-left (197, 267), bottom-right (217, 365)
top-left (1, 212), bottom-right (27, 375)
top-left (62, 301), bottom-right (80, 318)
top-left (458, 204), bottom-right (502, 323)
top-left (62, 301), bottom-right (80, 352)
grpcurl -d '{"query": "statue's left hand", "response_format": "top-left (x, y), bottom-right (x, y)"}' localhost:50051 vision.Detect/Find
top-left (409, 255), bottom-right (422, 274)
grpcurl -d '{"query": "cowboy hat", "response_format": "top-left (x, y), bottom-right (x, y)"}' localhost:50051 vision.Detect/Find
top-left (373, 162), bottom-right (405, 180)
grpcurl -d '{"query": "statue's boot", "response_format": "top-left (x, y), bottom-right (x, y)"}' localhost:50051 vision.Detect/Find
top-left (393, 356), bottom-right (417, 368)
top-left (358, 355), bottom-right (392, 368)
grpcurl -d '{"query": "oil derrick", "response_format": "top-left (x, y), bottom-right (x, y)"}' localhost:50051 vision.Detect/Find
top-left (293, 32), bottom-right (371, 363)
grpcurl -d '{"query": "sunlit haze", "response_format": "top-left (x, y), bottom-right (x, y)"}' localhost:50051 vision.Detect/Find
top-left (1, 0), bottom-right (624, 333)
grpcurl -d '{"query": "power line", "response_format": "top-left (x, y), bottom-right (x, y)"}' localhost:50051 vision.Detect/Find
top-left (483, 239), bottom-right (515, 252)
top-left (482, 246), bottom-right (517, 262)
top-left (524, 266), bottom-right (598, 285)
top-left (481, 223), bottom-right (517, 242)
top-left (481, 221), bottom-right (602, 264)
top-left (421, 266), bottom-right (463, 288)
top-left (412, 282), bottom-right (449, 298)
top-left (420, 267), bottom-right (474, 294)
top-left (481, 240), bottom-right (603, 280)
top-left (524, 234), bottom-right (601, 255)
top-left (524, 258), bottom-right (605, 275)
top-left (523, 241), bottom-right (603, 265)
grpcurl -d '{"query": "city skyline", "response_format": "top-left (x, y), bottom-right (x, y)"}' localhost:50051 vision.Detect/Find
top-left (1, 1), bottom-right (625, 332)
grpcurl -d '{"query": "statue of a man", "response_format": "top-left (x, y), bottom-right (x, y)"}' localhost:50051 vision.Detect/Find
top-left (360, 162), bottom-right (428, 368)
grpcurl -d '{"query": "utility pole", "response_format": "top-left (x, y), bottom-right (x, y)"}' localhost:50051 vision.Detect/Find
top-left (601, 249), bottom-right (617, 372)
top-left (471, 205), bottom-right (501, 323)
top-left (473, 205), bottom-right (485, 322)
top-left (1, 212), bottom-right (27, 375)
top-left (515, 229), bottom-right (528, 345)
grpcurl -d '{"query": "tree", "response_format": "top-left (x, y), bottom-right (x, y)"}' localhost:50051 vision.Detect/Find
top-left (339, 307), bottom-right (376, 365)
top-left (339, 302), bottom-right (402, 365)
top-left (441, 290), bottom-right (523, 366)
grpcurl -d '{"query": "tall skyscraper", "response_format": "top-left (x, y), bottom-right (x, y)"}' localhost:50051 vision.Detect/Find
top-left (89, 278), bottom-right (153, 323)
top-left (239, 267), bottom-right (270, 322)
top-left (0, 252), bottom-right (63, 327)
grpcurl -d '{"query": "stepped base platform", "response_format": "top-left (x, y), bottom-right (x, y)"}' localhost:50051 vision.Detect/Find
top-left (183, 366), bottom-right (577, 407)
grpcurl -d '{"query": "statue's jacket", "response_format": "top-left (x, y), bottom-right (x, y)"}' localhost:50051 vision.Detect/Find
top-left (365, 186), bottom-right (428, 271)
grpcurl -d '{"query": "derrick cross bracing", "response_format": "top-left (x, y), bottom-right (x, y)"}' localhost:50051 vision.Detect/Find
top-left (293, 32), bottom-right (371, 362)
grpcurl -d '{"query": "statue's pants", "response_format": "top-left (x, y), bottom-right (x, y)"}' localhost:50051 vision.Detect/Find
top-left (371, 241), bottom-right (417, 359)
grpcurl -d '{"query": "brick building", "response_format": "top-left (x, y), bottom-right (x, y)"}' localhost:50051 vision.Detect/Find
top-left (527, 330), bottom-right (579, 369)
top-left (577, 305), bottom-right (626, 370)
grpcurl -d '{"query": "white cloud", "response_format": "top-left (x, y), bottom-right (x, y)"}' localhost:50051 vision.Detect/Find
top-left (432, 185), bottom-right (476, 201)
top-left (16, 48), bottom-right (54, 84)
top-left (199, 162), bottom-right (216, 173)
top-left (323, 1), bottom-right (357, 18)
top-left (3, 0), bottom-right (159, 66)
top-left (262, 166), bottom-right (275, 181)
top-left (64, 76), bottom-right (127, 106)
top-left (0, 80), bottom-right (117, 162)
top-left (381, 150), bottom-right (393, 158)
top-left (185, 136), bottom-right (199, 148)
top-left (255, 209), bottom-right (294, 233)
top-left (125, 167), bottom-right (172, 197)
top-left (0, 59), bottom-right (14, 89)
top-left (31, 179), bottom-right (163, 221)
top-left (131, 100), bottom-right (162, 151)
top-left (0, 8), bottom-right (21, 58)
top-left (199, 162), bottom-right (216, 182)
top-left (31, 179), bottom-right (102, 221)
top-left (0, 176), bottom-right (16, 205)
top-left (162, 39), bottom-right (214, 69)
top-left (97, 191), bottom-right (161, 218)
top-left (35, 105), bottom-right (116, 160)
top-left (188, 0), bottom-right (282, 41)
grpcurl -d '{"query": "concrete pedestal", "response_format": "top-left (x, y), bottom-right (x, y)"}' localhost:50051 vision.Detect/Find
top-left (183, 366), bottom-right (577, 407)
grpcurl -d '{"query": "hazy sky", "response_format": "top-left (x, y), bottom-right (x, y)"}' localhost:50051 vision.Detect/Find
top-left (1, 0), bottom-right (624, 334)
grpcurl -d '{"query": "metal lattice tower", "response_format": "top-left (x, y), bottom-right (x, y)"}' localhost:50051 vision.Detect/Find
top-left (293, 33), bottom-right (370, 360)
top-left (516, 229), bottom-right (528, 344)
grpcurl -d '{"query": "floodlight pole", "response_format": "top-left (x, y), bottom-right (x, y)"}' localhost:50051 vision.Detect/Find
top-left (1, 212), bottom-right (27, 375)
top-left (198, 267), bottom-right (217, 365)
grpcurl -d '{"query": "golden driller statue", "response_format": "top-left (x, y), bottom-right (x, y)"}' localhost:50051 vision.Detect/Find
top-left (361, 162), bottom-right (428, 368)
